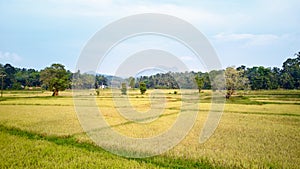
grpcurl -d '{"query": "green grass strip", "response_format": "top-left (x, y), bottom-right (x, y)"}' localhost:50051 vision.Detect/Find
top-left (0, 124), bottom-right (225, 169)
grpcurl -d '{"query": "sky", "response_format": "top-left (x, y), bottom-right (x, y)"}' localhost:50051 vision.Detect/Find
top-left (0, 0), bottom-right (299, 75)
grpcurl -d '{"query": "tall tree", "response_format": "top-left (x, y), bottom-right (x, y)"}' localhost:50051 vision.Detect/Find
top-left (95, 75), bottom-right (108, 88)
top-left (245, 66), bottom-right (279, 90)
top-left (209, 70), bottom-right (224, 91)
top-left (3, 64), bottom-right (16, 89)
top-left (225, 67), bottom-right (249, 99)
top-left (40, 63), bottom-right (69, 96)
top-left (195, 74), bottom-right (204, 93)
top-left (139, 81), bottom-right (147, 94)
top-left (129, 77), bottom-right (135, 89)
top-left (281, 53), bottom-right (300, 89)
top-left (81, 73), bottom-right (95, 89)
top-left (121, 82), bottom-right (127, 95)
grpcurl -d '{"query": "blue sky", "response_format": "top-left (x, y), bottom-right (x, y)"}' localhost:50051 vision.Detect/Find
top-left (0, 0), bottom-right (299, 74)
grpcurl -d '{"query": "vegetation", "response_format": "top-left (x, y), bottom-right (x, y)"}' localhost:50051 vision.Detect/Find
top-left (194, 74), bottom-right (204, 93)
top-left (139, 82), bottom-right (147, 94)
top-left (225, 67), bottom-right (250, 98)
top-left (129, 77), bottom-right (135, 89)
top-left (0, 52), bottom-right (299, 93)
top-left (0, 89), bottom-right (299, 168)
top-left (40, 64), bottom-right (69, 96)
top-left (281, 52), bottom-right (300, 89)
top-left (121, 82), bottom-right (127, 95)
top-left (0, 63), bottom-right (41, 89)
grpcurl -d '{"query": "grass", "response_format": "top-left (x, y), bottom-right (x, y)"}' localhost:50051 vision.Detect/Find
top-left (0, 124), bottom-right (219, 169)
top-left (0, 89), bottom-right (299, 168)
top-left (0, 126), bottom-right (158, 169)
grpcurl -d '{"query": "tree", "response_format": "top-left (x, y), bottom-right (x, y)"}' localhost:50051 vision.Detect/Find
top-left (194, 74), bottom-right (204, 93)
top-left (121, 82), bottom-right (127, 95)
top-left (40, 63), bottom-right (69, 96)
top-left (14, 68), bottom-right (41, 89)
top-left (81, 73), bottom-right (95, 89)
top-left (209, 70), bottom-right (224, 91)
top-left (3, 64), bottom-right (16, 89)
top-left (95, 75), bottom-right (108, 89)
top-left (281, 53), bottom-right (300, 89)
top-left (129, 77), bottom-right (135, 89)
top-left (139, 81), bottom-right (147, 94)
top-left (245, 66), bottom-right (279, 90)
top-left (72, 70), bottom-right (83, 88)
top-left (225, 67), bottom-right (249, 99)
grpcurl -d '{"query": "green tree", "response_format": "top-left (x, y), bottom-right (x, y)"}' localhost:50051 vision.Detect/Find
top-left (139, 81), bottom-right (147, 94)
top-left (81, 73), bottom-right (95, 89)
top-left (209, 70), bottom-right (224, 91)
top-left (225, 67), bottom-right (249, 99)
top-left (245, 66), bottom-right (279, 90)
top-left (40, 63), bottom-right (69, 96)
top-left (95, 75), bottom-right (108, 89)
top-left (129, 77), bottom-right (135, 89)
top-left (3, 64), bottom-right (16, 89)
top-left (194, 74), bottom-right (204, 93)
top-left (281, 53), bottom-right (300, 89)
top-left (121, 82), bottom-right (127, 95)
top-left (72, 70), bottom-right (83, 88)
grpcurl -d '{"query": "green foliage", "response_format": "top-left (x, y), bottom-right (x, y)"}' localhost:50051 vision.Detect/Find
top-left (73, 72), bottom-right (108, 90)
top-left (195, 74), bottom-right (204, 93)
top-left (40, 63), bottom-right (69, 96)
top-left (281, 53), bottom-right (300, 89)
top-left (0, 64), bottom-right (41, 90)
top-left (129, 77), bottom-right (135, 89)
top-left (245, 66), bottom-right (280, 90)
top-left (95, 74), bottom-right (108, 89)
top-left (121, 82), bottom-right (127, 95)
top-left (11, 82), bottom-right (22, 90)
top-left (139, 82), bottom-right (147, 94)
top-left (0, 51), bottom-right (300, 92)
top-left (209, 70), bottom-right (225, 91)
top-left (137, 73), bottom-right (180, 89)
top-left (72, 71), bottom-right (98, 89)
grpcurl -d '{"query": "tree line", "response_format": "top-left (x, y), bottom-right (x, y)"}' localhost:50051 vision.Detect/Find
top-left (131, 52), bottom-right (300, 90)
top-left (0, 64), bottom-right (108, 96)
top-left (0, 52), bottom-right (299, 96)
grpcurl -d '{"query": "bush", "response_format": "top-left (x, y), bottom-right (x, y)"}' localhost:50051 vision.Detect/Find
top-left (121, 83), bottom-right (127, 95)
top-left (139, 82), bottom-right (147, 94)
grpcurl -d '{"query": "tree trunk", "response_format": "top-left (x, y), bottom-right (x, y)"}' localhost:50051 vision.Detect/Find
top-left (52, 89), bottom-right (59, 96)
top-left (226, 89), bottom-right (234, 99)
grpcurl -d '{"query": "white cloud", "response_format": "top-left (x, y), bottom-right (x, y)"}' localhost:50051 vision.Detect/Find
top-left (3, 0), bottom-right (298, 72)
top-left (213, 33), bottom-right (279, 46)
top-left (34, 1), bottom-right (227, 28)
top-left (179, 56), bottom-right (194, 61)
top-left (0, 51), bottom-right (22, 63)
top-left (9, 0), bottom-right (300, 34)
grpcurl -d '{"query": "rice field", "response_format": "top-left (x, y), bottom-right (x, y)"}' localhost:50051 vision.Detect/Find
top-left (0, 89), bottom-right (299, 168)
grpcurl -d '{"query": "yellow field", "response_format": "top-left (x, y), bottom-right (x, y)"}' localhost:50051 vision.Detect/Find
top-left (0, 89), bottom-right (299, 168)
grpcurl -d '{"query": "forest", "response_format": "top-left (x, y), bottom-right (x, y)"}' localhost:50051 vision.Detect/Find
top-left (0, 52), bottom-right (299, 91)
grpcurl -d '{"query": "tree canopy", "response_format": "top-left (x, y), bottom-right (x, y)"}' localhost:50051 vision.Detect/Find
top-left (195, 74), bottom-right (204, 93)
top-left (139, 82), bottom-right (147, 94)
top-left (0, 52), bottom-right (299, 94)
top-left (225, 67), bottom-right (249, 98)
top-left (40, 63), bottom-right (69, 96)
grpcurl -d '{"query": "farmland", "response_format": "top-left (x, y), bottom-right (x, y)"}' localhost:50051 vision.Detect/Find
top-left (0, 89), bottom-right (299, 168)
